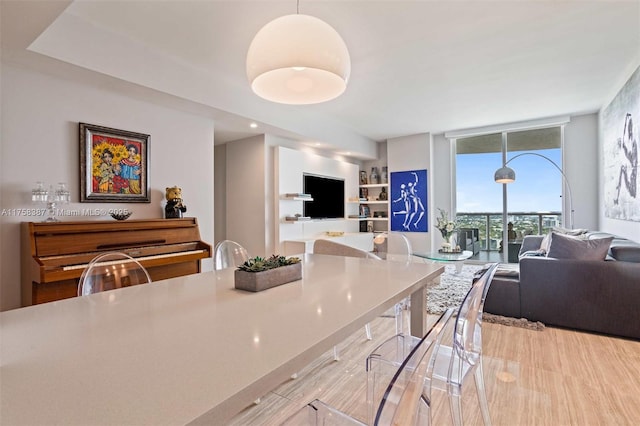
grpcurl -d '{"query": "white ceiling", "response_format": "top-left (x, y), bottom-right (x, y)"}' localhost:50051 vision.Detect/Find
top-left (3, 0), bottom-right (640, 159)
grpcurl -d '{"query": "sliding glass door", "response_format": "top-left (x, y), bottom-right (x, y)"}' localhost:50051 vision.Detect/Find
top-left (505, 127), bottom-right (564, 231)
top-left (455, 127), bottom-right (563, 261)
top-left (456, 133), bottom-right (503, 253)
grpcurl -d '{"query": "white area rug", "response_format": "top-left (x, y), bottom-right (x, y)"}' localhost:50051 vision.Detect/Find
top-left (426, 264), bottom-right (482, 314)
top-left (427, 263), bottom-right (545, 331)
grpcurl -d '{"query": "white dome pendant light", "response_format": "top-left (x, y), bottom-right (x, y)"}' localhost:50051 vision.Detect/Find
top-left (246, 1), bottom-right (351, 105)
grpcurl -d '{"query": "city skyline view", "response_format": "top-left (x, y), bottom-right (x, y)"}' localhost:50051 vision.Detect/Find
top-left (456, 148), bottom-right (563, 213)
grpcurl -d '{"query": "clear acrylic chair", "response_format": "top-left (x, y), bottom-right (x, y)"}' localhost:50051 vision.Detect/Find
top-left (77, 252), bottom-right (151, 296)
top-left (366, 263), bottom-right (499, 426)
top-left (373, 232), bottom-right (413, 335)
top-left (313, 239), bottom-right (382, 360)
top-left (281, 309), bottom-right (454, 426)
top-left (213, 240), bottom-right (250, 270)
top-left (372, 232), bottom-right (413, 263)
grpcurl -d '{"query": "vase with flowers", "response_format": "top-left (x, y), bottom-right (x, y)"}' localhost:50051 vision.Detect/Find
top-left (435, 208), bottom-right (459, 252)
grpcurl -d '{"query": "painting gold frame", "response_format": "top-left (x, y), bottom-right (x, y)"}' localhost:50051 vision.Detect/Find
top-left (80, 123), bottom-right (150, 203)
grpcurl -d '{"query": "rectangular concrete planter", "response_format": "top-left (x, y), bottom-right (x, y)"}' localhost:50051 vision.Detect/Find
top-left (234, 262), bottom-right (302, 292)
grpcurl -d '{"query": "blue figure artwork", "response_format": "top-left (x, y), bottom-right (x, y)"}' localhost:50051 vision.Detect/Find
top-left (390, 169), bottom-right (427, 232)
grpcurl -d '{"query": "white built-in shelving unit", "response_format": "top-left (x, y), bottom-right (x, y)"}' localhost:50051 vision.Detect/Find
top-left (358, 183), bottom-right (389, 232)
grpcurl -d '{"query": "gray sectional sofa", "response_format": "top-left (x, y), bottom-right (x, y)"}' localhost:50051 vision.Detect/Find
top-left (484, 231), bottom-right (640, 340)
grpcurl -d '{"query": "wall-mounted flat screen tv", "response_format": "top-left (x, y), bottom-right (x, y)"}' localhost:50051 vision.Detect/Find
top-left (303, 174), bottom-right (345, 219)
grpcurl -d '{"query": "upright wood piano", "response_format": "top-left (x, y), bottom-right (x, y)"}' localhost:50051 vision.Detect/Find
top-left (21, 218), bottom-right (212, 306)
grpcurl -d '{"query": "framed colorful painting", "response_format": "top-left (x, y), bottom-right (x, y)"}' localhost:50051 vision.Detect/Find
top-left (80, 123), bottom-right (150, 203)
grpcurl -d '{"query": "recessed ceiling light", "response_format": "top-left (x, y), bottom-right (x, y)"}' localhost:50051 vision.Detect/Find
top-left (249, 123), bottom-right (258, 128)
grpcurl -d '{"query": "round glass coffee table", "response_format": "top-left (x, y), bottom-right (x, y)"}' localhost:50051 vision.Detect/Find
top-left (413, 250), bottom-right (473, 274)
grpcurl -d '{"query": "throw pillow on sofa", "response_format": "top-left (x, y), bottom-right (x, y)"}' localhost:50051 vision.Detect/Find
top-left (539, 227), bottom-right (588, 254)
top-left (546, 232), bottom-right (613, 261)
top-left (552, 226), bottom-right (589, 236)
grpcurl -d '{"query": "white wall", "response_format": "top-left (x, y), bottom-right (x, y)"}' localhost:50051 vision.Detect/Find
top-left (220, 136), bottom-right (363, 258)
top-left (274, 146), bottom-right (359, 253)
top-left (564, 113), bottom-right (599, 230)
top-left (214, 143), bottom-right (227, 244)
top-left (431, 113), bottom-right (600, 240)
top-left (0, 63), bottom-right (215, 311)
top-left (225, 135), bottom-right (268, 257)
top-left (222, 111), bottom-right (606, 264)
top-left (431, 133), bottom-right (453, 247)
top-left (386, 133), bottom-right (433, 253)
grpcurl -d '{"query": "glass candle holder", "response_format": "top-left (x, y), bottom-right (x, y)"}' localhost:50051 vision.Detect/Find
top-left (31, 181), bottom-right (48, 203)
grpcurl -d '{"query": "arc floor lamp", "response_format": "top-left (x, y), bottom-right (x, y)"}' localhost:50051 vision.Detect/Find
top-left (494, 152), bottom-right (574, 243)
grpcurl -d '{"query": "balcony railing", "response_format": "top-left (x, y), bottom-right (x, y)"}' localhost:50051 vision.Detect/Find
top-left (455, 211), bottom-right (562, 251)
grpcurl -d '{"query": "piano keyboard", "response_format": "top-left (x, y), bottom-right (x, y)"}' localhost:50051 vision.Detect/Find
top-left (62, 250), bottom-right (207, 271)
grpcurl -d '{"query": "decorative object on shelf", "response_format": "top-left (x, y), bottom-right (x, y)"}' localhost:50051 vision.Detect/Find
top-left (325, 231), bottom-right (344, 237)
top-left (369, 167), bottom-right (379, 185)
top-left (359, 187), bottom-right (369, 200)
top-left (246, 0), bottom-right (350, 105)
top-left (377, 187), bottom-right (388, 201)
top-left (367, 220), bottom-right (374, 232)
top-left (285, 193), bottom-right (313, 200)
top-left (164, 186), bottom-right (187, 219)
top-left (359, 204), bottom-right (370, 217)
top-left (381, 166), bottom-right (388, 184)
top-left (235, 255), bottom-right (302, 292)
top-left (110, 210), bottom-right (132, 221)
top-left (359, 171), bottom-right (368, 185)
top-left (31, 181), bottom-right (70, 222)
top-left (438, 246), bottom-right (462, 254)
top-left (285, 214), bottom-right (311, 221)
top-left (494, 152), bottom-right (574, 229)
top-left (80, 123), bottom-right (150, 203)
top-left (435, 207), bottom-right (459, 252)
top-left (390, 169), bottom-right (427, 232)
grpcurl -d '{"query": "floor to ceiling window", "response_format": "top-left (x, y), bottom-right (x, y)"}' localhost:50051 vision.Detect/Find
top-left (455, 127), bottom-right (563, 260)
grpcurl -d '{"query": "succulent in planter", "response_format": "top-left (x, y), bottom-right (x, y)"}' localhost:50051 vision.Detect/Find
top-left (237, 254), bottom-right (301, 272)
top-left (235, 255), bottom-right (302, 292)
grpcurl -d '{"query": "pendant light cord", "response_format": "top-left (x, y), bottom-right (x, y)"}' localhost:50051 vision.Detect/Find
top-left (297, 0), bottom-right (299, 14)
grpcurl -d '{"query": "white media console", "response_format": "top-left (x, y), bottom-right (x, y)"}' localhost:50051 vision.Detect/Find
top-left (283, 232), bottom-right (374, 256)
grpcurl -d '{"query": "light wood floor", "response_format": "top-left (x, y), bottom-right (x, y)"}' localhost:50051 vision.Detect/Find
top-left (228, 313), bottom-right (640, 425)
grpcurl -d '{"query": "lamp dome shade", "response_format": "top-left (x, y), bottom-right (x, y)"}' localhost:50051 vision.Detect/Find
top-left (494, 166), bottom-right (516, 183)
top-left (246, 14), bottom-right (351, 105)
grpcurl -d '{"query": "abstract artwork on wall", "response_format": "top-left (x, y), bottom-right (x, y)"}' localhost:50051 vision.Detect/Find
top-left (390, 169), bottom-right (427, 232)
top-left (602, 66), bottom-right (639, 222)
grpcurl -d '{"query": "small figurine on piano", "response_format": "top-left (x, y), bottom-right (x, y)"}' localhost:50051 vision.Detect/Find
top-left (165, 186), bottom-right (187, 219)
